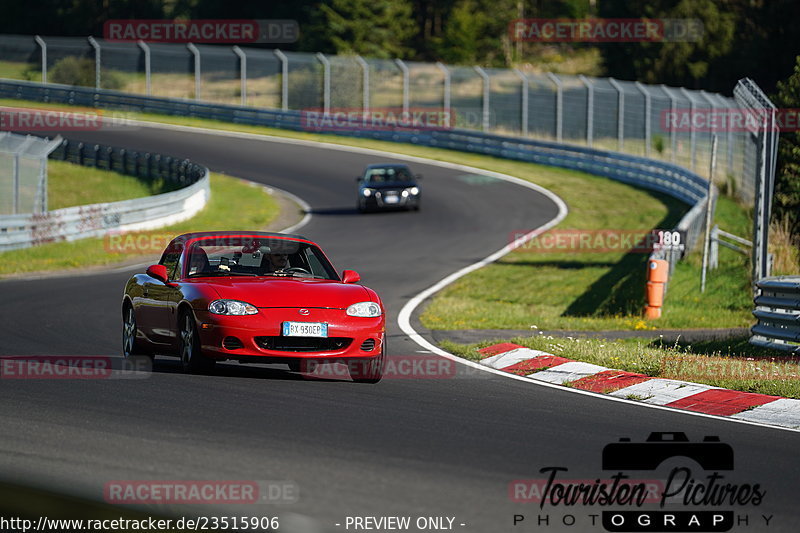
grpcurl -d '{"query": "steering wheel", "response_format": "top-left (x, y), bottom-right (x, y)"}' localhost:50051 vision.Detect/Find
top-left (283, 267), bottom-right (312, 275)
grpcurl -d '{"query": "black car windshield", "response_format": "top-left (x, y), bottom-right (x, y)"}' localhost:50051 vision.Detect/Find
top-left (184, 237), bottom-right (339, 280)
top-left (365, 166), bottom-right (414, 184)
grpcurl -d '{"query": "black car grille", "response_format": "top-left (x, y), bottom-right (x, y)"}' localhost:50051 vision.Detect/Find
top-left (360, 338), bottom-right (376, 351)
top-left (255, 336), bottom-right (352, 352)
top-left (222, 336), bottom-right (244, 350)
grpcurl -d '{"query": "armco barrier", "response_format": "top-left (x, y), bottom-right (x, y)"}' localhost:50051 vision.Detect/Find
top-left (750, 277), bottom-right (800, 354)
top-left (0, 136), bottom-right (209, 252)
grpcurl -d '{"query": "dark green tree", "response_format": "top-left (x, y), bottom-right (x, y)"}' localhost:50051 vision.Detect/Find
top-left (772, 56), bottom-right (800, 236)
top-left (319, 0), bottom-right (417, 59)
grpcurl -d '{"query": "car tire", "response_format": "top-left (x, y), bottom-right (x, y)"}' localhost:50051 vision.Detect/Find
top-left (179, 310), bottom-right (215, 374)
top-left (348, 345), bottom-right (385, 384)
top-left (122, 303), bottom-right (151, 360)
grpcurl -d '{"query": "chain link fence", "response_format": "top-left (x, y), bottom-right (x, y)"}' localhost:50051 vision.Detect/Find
top-left (0, 132), bottom-right (61, 214)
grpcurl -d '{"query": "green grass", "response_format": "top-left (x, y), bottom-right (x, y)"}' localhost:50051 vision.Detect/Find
top-left (0, 60), bottom-right (39, 82)
top-left (47, 160), bottom-right (172, 209)
top-left (443, 335), bottom-right (800, 398)
top-left (0, 98), bottom-right (754, 330)
top-left (0, 172), bottom-right (280, 277)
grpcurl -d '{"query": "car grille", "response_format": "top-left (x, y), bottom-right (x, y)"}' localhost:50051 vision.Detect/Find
top-left (360, 338), bottom-right (376, 351)
top-left (255, 336), bottom-right (352, 352)
top-left (222, 336), bottom-right (244, 350)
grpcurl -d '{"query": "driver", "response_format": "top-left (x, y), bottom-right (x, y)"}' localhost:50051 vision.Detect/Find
top-left (263, 252), bottom-right (289, 273)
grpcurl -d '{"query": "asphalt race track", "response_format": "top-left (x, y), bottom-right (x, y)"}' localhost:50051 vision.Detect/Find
top-left (1, 123), bottom-right (799, 532)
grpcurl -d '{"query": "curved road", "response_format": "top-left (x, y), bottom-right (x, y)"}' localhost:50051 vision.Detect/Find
top-left (1, 123), bottom-right (798, 532)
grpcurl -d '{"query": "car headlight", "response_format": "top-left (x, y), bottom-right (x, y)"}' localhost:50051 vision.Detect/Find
top-left (346, 301), bottom-right (382, 317)
top-left (408, 186), bottom-right (419, 195)
top-left (208, 299), bottom-right (258, 315)
top-left (362, 188), bottom-right (373, 197)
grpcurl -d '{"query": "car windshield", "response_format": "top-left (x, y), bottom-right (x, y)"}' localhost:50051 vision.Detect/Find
top-left (365, 166), bottom-right (414, 184)
top-left (184, 237), bottom-right (339, 280)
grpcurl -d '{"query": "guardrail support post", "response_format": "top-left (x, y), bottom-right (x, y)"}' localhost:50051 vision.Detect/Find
top-left (232, 46), bottom-right (247, 106)
top-left (355, 55), bottom-right (369, 114)
top-left (88, 36), bottom-right (101, 89)
top-left (513, 69), bottom-right (529, 137)
top-left (395, 59), bottom-right (410, 115)
top-left (187, 43), bottom-right (201, 101)
top-left (316, 53), bottom-right (331, 113)
top-left (34, 36), bottom-right (47, 84)
top-left (274, 50), bottom-right (289, 111)
top-left (635, 82), bottom-right (651, 158)
top-left (137, 41), bottom-right (151, 96)
top-left (579, 75), bottom-right (593, 147)
top-left (436, 62), bottom-right (450, 128)
top-left (474, 66), bottom-right (490, 132)
top-left (547, 73), bottom-right (563, 142)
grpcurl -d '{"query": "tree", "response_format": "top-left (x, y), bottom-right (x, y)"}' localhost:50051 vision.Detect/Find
top-left (772, 56), bottom-right (800, 236)
top-left (319, 0), bottom-right (417, 59)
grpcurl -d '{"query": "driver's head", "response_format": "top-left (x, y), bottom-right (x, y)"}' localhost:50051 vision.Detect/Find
top-left (267, 252), bottom-right (289, 270)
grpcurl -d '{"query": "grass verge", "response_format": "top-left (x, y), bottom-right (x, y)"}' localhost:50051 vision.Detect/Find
top-left (0, 172), bottom-right (279, 277)
top-left (0, 98), bottom-right (754, 330)
top-left (442, 335), bottom-right (800, 399)
top-left (47, 160), bottom-right (172, 209)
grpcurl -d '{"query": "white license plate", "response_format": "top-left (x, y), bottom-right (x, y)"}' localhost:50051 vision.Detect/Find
top-left (282, 321), bottom-right (328, 337)
top-left (384, 195), bottom-right (399, 204)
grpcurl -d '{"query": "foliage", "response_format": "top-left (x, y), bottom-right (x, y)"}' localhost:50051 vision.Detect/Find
top-left (49, 57), bottom-right (124, 89)
top-left (772, 56), bottom-right (800, 238)
top-left (319, 0), bottom-right (417, 59)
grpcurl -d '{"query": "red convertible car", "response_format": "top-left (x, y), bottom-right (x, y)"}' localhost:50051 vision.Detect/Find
top-left (122, 231), bottom-right (386, 382)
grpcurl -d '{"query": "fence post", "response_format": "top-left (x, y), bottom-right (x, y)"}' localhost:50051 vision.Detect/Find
top-left (274, 49), bottom-right (289, 111)
top-left (680, 88), bottom-right (697, 170)
top-left (513, 69), bottom-right (529, 136)
top-left (661, 85), bottom-right (677, 163)
top-left (608, 77), bottom-right (624, 152)
top-left (87, 36), bottom-right (101, 89)
top-left (137, 40), bottom-right (151, 96)
top-left (187, 43), bottom-right (201, 100)
top-left (547, 73), bottom-right (563, 142)
top-left (354, 55), bottom-right (370, 113)
top-left (635, 82), bottom-right (651, 158)
top-left (436, 62), bottom-right (450, 128)
top-left (232, 46), bottom-right (247, 106)
top-left (316, 52), bottom-right (331, 113)
top-left (34, 35), bottom-right (47, 84)
top-left (395, 59), bottom-right (410, 115)
top-left (579, 75), bottom-right (593, 147)
top-left (474, 66), bottom-right (490, 132)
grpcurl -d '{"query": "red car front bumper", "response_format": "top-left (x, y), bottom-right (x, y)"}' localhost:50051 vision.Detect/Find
top-left (194, 307), bottom-right (385, 361)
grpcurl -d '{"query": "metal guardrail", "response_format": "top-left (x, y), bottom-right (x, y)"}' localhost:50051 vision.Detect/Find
top-left (0, 132), bottom-right (62, 214)
top-left (0, 136), bottom-right (209, 252)
top-left (751, 277), bottom-right (800, 354)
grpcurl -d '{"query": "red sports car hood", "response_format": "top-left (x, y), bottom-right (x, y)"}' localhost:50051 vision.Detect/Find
top-left (197, 277), bottom-right (374, 309)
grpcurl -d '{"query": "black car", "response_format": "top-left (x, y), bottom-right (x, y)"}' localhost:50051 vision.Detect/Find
top-left (356, 163), bottom-right (421, 212)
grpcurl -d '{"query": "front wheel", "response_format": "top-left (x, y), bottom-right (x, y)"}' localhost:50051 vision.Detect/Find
top-left (348, 346), bottom-right (386, 384)
top-left (179, 311), bottom-right (215, 374)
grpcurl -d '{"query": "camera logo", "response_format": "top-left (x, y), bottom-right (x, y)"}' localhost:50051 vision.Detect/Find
top-left (602, 432), bottom-right (734, 472)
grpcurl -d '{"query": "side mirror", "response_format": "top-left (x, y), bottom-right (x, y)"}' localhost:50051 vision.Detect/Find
top-left (342, 270), bottom-right (361, 284)
top-left (146, 264), bottom-right (169, 283)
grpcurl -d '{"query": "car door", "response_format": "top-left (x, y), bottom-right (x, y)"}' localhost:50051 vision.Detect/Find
top-left (139, 245), bottom-right (182, 346)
